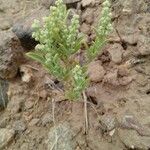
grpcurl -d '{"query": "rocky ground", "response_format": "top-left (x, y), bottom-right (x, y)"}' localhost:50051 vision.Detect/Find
top-left (0, 0), bottom-right (150, 149)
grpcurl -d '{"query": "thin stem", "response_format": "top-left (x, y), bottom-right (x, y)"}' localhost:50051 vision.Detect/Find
top-left (52, 98), bottom-right (57, 150)
top-left (82, 91), bottom-right (88, 134)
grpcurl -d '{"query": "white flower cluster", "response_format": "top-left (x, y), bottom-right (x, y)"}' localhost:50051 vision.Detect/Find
top-left (32, 0), bottom-right (82, 58)
top-left (72, 65), bottom-right (87, 99)
top-left (67, 15), bottom-right (79, 46)
top-left (88, 0), bottom-right (113, 59)
top-left (98, 0), bottom-right (113, 35)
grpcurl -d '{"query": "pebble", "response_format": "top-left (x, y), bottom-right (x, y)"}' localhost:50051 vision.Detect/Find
top-left (12, 120), bottom-right (26, 133)
top-left (88, 61), bottom-right (105, 82)
top-left (80, 23), bottom-right (91, 35)
top-left (41, 113), bottom-right (53, 126)
top-left (29, 118), bottom-right (40, 126)
top-left (108, 44), bottom-right (124, 64)
top-left (0, 128), bottom-right (15, 149)
top-left (99, 114), bottom-right (118, 132)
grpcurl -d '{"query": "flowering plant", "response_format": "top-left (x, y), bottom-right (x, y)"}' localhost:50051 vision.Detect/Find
top-left (27, 0), bottom-right (112, 100)
top-left (88, 0), bottom-right (112, 60)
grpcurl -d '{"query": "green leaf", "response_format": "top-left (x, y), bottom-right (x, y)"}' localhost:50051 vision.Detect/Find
top-left (26, 52), bottom-right (45, 64)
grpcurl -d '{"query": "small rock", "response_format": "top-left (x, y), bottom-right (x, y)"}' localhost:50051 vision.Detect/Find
top-left (120, 113), bottom-right (150, 136)
top-left (136, 75), bottom-right (148, 87)
top-left (29, 118), bottom-right (40, 126)
top-left (0, 117), bottom-right (10, 128)
top-left (108, 44), bottom-right (124, 64)
top-left (137, 35), bottom-right (150, 56)
top-left (0, 18), bottom-right (12, 30)
top-left (39, 90), bottom-right (48, 99)
top-left (119, 129), bottom-right (150, 150)
top-left (82, 8), bottom-right (94, 24)
top-left (22, 112), bottom-right (33, 122)
top-left (142, 116), bottom-right (150, 127)
top-left (99, 114), bottom-right (118, 132)
top-left (0, 31), bottom-right (23, 79)
top-left (12, 120), bottom-right (26, 133)
top-left (41, 0), bottom-right (55, 8)
top-left (0, 128), bottom-right (15, 149)
top-left (117, 65), bottom-right (129, 77)
top-left (41, 113), bottom-right (53, 126)
top-left (12, 113), bottom-right (22, 120)
top-left (20, 143), bottom-right (29, 150)
top-left (118, 76), bottom-right (134, 86)
top-left (88, 61), bottom-right (105, 82)
top-left (81, 0), bottom-right (95, 7)
top-left (12, 8), bottom-right (49, 50)
top-left (46, 122), bottom-right (76, 150)
top-left (86, 129), bottom-right (120, 150)
top-left (80, 23), bottom-right (91, 35)
top-left (103, 70), bottom-right (119, 86)
top-left (7, 97), bottom-right (22, 114)
top-left (104, 69), bottom-right (133, 86)
top-left (20, 65), bottom-right (33, 83)
top-left (41, 0), bottom-right (81, 9)
top-left (24, 100), bottom-right (34, 110)
top-left (63, 0), bottom-right (81, 5)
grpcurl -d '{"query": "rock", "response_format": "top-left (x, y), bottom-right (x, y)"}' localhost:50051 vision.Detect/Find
top-left (99, 114), bottom-right (118, 132)
top-left (121, 0), bottom-right (149, 14)
top-left (12, 113), bottom-right (22, 120)
top-left (64, 0), bottom-right (81, 4)
top-left (7, 97), bottom-right (22, 114)
top-left (0, 117), bottom-right (10, 128)
top-left (0, 0), bottom-right (21, 14)
top-left (20, 65), bottom-right (33, 83)
top-left (80, 23), bottom-right (91, 35)
top-left (120, 114), bottom-right (150, 136)
top-left (137, 35), bottom-right (150, 56)
top-left (103, 70), bottom-right (119, 86)
top-left (103, 68), bottom-right (133, 86)
top-left (81, 0), bottom-right (95, 7)
top-left (41, 0), bottom-right (55, 8)
top-left (86, 129), bottom-right (122, 150)
top-left (119, 129), bottom-right (150, 150)
top-left (0, 128), bottom-right (15, 150)
top-left (88, 61), bottom-right (105, 82)
top-left (118, 76), bottom-right (135, 86)
top-left (0, 31), bottom-right (23, 79)
top-left (142, 116), bottom-right (150, 126)
top-left (12, 120), bottom-right (26, 133)
top-left (0, 79), bottom-right (8, 108)
top-left (20, 143), bottom-right (29, 150)
top-left (82, 8), bottom-right (94, 24)
top-left (117, 65), bottom-right (129, 77)
top-left (12, 8), bottom-right (49, 51)
top-left (112, 1), bottom-right (150, 47)
top-left (108, 44), bottom-right (123, 64)
top-left (41, 113), bottom-right (53, 126)
top-left (24, 100), bottom-right (34, 110)
top-left (41, 0), bottom-right (81, 9)
top-left (46, 122), bottom-right (76, 150)
top-left (136, 74), bottom-right (148, 87)
top-left (29, 118), bottom-right (40, 126)
top-left (0, 18), bottom-right (12, 30)
top-left (118, 76), bottom-right (134, 86)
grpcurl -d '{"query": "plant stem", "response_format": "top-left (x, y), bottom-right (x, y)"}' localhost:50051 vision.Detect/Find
top-left (52, 98), bottom-right (57, 150)
top-left (82, 91), bottom-right (88, 134)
